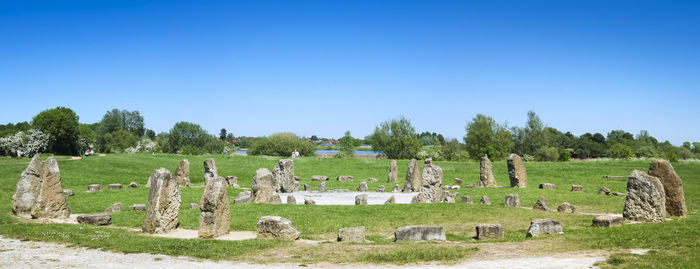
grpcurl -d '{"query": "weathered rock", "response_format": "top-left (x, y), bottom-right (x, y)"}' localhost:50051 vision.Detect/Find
top-left (411, 194), bottom-right (423, 204)
top-left (623, 170), bottom-right (666, 222)
top-left (337, 175), bottom-right (354, 181)
top-left (355, 194), bottom-right (367, 205)
top-left (128, 182), bottom-right (138, 188)
top-left (388, 160), bottom-right (398, 183)
top-left (142, 168), bottom-right (181, 234)
top-left (526, 219), bottom-right (563, 237)
top-left (376, 185), bottom-right (386, 192)
top-left (203, 158), bottom-right (217, 186)
top-left (403, 159), bottom-right (421, 193)
top-left (539, 183), bottom-right (556, 190)
top-left (365, 177), bottom-right (378, 182)
top-left (598, 187), bottom-right (611, 195)
top-left (175, 159), bottom-right (191, 187)
top-left (226, 176), bottom-right (239, 188)
top-left (476, 155), bottom-right (498, 187)
top-left (256, 216), bottom-right (300, 240)
top-left (476, 224), bottom-right (504, 240)
top-left (507, 154), bottom-right (528, 188)
top-left (394, 226), bottom-right (445, 242)
top-left (442, 191), bottom-right (457, 203)
top-left (385, 195), bottom-right (395, 204)
top-left (592, 215), bottom-right (624, 227)
top-left (251, 168), bottom-right (280, 204)
top-left (199, 175), bottom-right (230, 238)
top-left (338, 226), bottom-right (365, 242)
top-left (533, 196), bottom-right (551, 211)
top-left (287, 195), bottom-right (297, 204)
top-left (450, 185), bottom-right (460, 190)
top-left (480, 196), bottom-right (491, 205)
top-left (63, 189), bottom-right (74, 196)
top-left (303, 183), bottom-right (311, 191)
top-left (104, 203), bottom-right (122, 212)
top-left (12, 156), bottom-right (70, 219)
top-left (504, 194), bottom-right (520, 207)
top-left (461, 196), bottom-right (473, 204)
top-left (272, 159), bottom-right (296, 193)
top-left (132, 204), bottom-right (146, 211)
top-left (557, 202), bottom-right (576, 213)
top-left (304, 196), bottom-right (316, 205)
top-left (77, 214), bottom-right (111, 226)
top-left (392, 184), bottom-right (402, 192)
top-left (648, 160), bottom-right (687, 217)
top-left (421, 158), bottom-right (443, 203)
top-left (190, 203), bottom-right (199, 209)
top-left (613, 192), bottom-right (627, 197)
top-left (87, 184), bottom-right (102, 192)
top-left (294, 176), bottom-right (301, 181)
top-left (571, 185), bottom-right (584, 192)
top-left (234, 191), bottom-right (251, 204)
top-left (311, 175), bottom-right (329, 181)
top-left (108, 184), bottom-right (123, 190)
top-left (358, 182), bottom-right (368, 192)
top-left (454, 178), bottom-right (463, 185)
top-left (319, 181), bottom-right (327, 192)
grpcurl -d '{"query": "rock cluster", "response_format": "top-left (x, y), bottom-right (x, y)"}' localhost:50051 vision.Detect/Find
top-left (12, 156), bottom-right (70, 219)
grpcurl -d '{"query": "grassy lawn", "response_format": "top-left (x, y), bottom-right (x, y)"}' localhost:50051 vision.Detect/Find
top-left (0, 153), bottom-right (698, 266)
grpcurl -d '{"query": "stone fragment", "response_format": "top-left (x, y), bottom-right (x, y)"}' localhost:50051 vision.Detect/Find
top-left (454, 178), bottom-right (463, 185)
top-left (63, 189), bottom-right (74, 196)
top-left (526, 219), bottom-right (563, 237)
top-left (319, 181), bottom-right (327, 192)
top-left (592, 216), bottom-right (624, 227)
top-left (108, 184), bottom-right (123, 190)
top-left (337, 175), bottom-right (354, 181)
top-left (128, 182), bottom-right (138, 188)
top-left (598, 187), bottom-right (611, 195)
top-left (87, 184), bottom-right (102, 192)
top-left (77, 214), bottom-right (111, 226)
top-left (403, 159), bottom-right (422, 193)
top-left (450, 185), bottom-right (460, 190)
top-left (480, 196), bottom-right (491, 205)
top-left (476, 155), bottom-right (497, 187)
top-left (623, 170), bottom-right (666, 222)
top-left (256, 216), bottom-right (300, 240)
top-left (294, 176), bottom-right (301, 181)
top-left (358, 181), bottom-right (368, 192)
top-left (571, 185), bottom-right (584, 192)
top-left (613, 192), bottom-right (626, 197)
top-left (648, 160), bottom-right (687, 217)
top-left (304, 196), bottom-right (316, 205)
top-left (12, 156), bottom-right (70, 219)
top-left (365, 177), bottom-right (378, 182)
top-left (392, 184), bottom-right (402, 192)
top-left (199, 175), bottom-right (230, 238)
top-left (226, 176), bottom-right (239, 188)
top-left (355, 194), bottom-right (367, 205)
top-left (104, 203), bottom-right (122, 212)
top-left (338, 226), bottom-right (365, 242)
top-left (251, 168), bottom-right (280, 204)
top-left (442, 191), bottom-right (457, 203)
top-left (304, 183), bottom-right (311, 191)
top-left (411, 194), bottom-right (422, 204)
top-left (461, 196), bottom-right (473, 204)
top-left (394, 226), bottom-right (445, 242)
top-left (557, 202), bottom-right (576, 213)
top-left (189, 203), bottom-right (199, 209)
top-left (533, 196), bottom-right (551, 211)
top-left (385, 195), bottom-right (395, 204)
top-left (388, 159), bottom-right (398, 183)
top-left (507, 154), bottom-right (528, 188)
top-left (311, 175), bottom-right (329, 181)
top-left (272, 159), bottom-right (296, 192)
top-left (476, 224), bottom-right (504, 240)
top-left (234, 191), bottom-right (252, 204)
top-left (504, 194), bottom-right (520, 207)
top-left (143, 168), bottom-right (181, 234)
top-left (376, 185), bottom-right (386, 192)
top-left (132, 204), bottom-right (146, 211)
top-left (421, 158), bottom-right (443, 203)
top-left (539, 183), bottom-right (556, 190)
top-left (175, 159), bottom-right (191, 187)
top-left (287, 195), bottom-right (297, 204)
top-left (203, 158), bottom-right (217, 186)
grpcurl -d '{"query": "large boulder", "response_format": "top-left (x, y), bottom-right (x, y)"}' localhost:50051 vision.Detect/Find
top-left (287, 195), bottom-right (297, 204)
top-left (402, 159), bottom-right (421, 193)
top-left (420, 158), bottom-right (443, 203)
top-left (77, 214), bottom-right (111, 226)
top-left (199, 175), bottom-right (230, 238)
top-left (226, 176), bottom-right (239, 188)
top-left (394, 226), bottom-right (446, 242)
top-left (533, 196), bottom-right (551, 211)
top-left (175, 159), bottom-right (191, 187)
top-left (257, 216), bottom-right (300, 239)
top-left (507, 154), bottom-right (528, 188)
top-left (273, 159), bottom-right (297, 193)
top-left (234, 191), bottom-right (251, 204)
top-left (338, 226), bottom-right (365, 242)
top-left (504, 194), bottom-right (520, 207)
top-left (12, 155), bottom-right (70, 219)
top-left (203, 158), bottom-right (218, 186)
top-left (476, 224), bottom-right (504, 240)
top-left (526, 219), bottom-right (563, 237)
top-left (388, 160), bottom-right (398, 183)
top-left (623, 170), bottom-right (666, 222)
top-left (143, 168), bottom-right (181, 234)
top-left (557, 202), bottom-right (576, 213)
top-left (592, 216), bottom-right (624, 227)
top-left (648, 160), bottom-right (687, 217)
top-left (480, 196), bottom-right (491, 205)
top-left (476, 155), bottom-right (497, 187)
top-left (251, 168), bottom-right (281, 204)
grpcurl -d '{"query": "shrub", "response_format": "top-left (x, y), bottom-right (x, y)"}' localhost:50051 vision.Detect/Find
top-left (535, 146), bottom-right (559, 161)
top-left (0, 129), bottom-right (50, 157)
top-left (607, 143), bottom-right (634, 159)
top-left (248, 133), bottom-right (316, 157)
top-left (370, 117), bottom-right (421, 159)
top-left (558, 149), bottom-right (571, 161)
top-left (635, 146), bottom-right (657, 158)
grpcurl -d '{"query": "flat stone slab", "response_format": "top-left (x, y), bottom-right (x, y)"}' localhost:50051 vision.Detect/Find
top-left (395, 225), bottom-right (445, 241)
top-left (107, 184), bottom-right (123, 190)
top-left (278, 192), bottom-right (419, 205)
top-left (338, 226), bottom-right (365, 242)
top-left (87, 184), bottom-right (102, 192)
top-left (77, 214), bottom-right (111, 226)
top-left (476, 224), bottom-right (504, 240)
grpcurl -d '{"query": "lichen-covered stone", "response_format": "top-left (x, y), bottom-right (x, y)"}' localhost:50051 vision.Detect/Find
top-left (203, 158), bottom-right (217, 186)
top-left (311, 175), bottom-right (329, 181)
top-left (376, 185), bottom-right (386, 192)
top-left (508, 154), bottom-right (528, 188)
top-left (557, 202), bottom-right (576, 213)
top-left (476, 155), bottom-right (497, 187)
top-left (385, 195), bottom-right (395, 204)
top-left (12, 156), bottom-right (70, 219)
top-left (480, 196), bottom-right (491, 205)
top-left (394, 226), bottom-right (445, 241)
top-left (319, 181), bottom-right (327, 192)
top-left (648, 160), bottom-right (687, 217)
top-left (539, 183), bottom-right (556, 190)
top-left (526, 219), bottom-right (562, 237)
top-left (175, 159), bottom-right (191, 187)
top-left (132, 204), bottom-right (146, 211)
top-left (533, 196), bottom-right (551, 211)
top-left (421, 158), bottom-right (443, 203)
top-left (78, 214), bottom-right (111, 226)
top-left (338, 226), bottom-right (365, 242)
top-left (623, 170), bottom-right (665, 222)
top-left (592, 215), bottom-right (624, 227)
top-left (143, 168), bottom-right (180, 234)
top-left (505, 194), bottom-right (520, 207)
top-left (287, 195), bottom-right (297, 204)
top-left (571, 185), bottom-right (584, 192)
top-left (358, 181), bottom-right (368, 192)
top-left (304, 196), bottom-right (316, 205)
top-left (388, 160), bottom-right (398, 183)
top-left (403, 159), bottom-right (421, 193)
top-left (199, 175), bottom-right (230, 238)
top-left (87, 184), bottom-right (102, 192)
top-left (355, 194), bottom-right (367, 205)
top-left (104, 203), bottom-right (122, 212)
top-left (461, 196), bottom-right (473, 204)
top-left (337, 175), bottom-right (354, 181)
top-left (273, 159), bottom-right (296, 192)
top-left (234, 191), bottom-right (251, 204)
top-left (476, 224), bottom-right (504, 240)
top-left (251, 168), bottom-right (280, 204)
top-left (225, 176), bottom-right (239, 188)
top-left (598, 187), bottom-right (611, 195)
top-left (256, 216), bottom-right (300, 240)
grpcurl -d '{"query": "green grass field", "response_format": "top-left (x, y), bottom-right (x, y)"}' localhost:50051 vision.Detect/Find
top-left (0, 154), bottom-right (698, 267)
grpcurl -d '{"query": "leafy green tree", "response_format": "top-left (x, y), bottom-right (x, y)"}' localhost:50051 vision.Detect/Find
top-left (248, 133), bottom-right (316, 156)
top-left (32, 106), bottom-right (80, 155)
top-left (438, 138), bottom-right (466, 161)
top-left (103, 129), bottom-right (138, 153)
top-left (145, 129), bottom-right (156, 140)
top-left (95, 109), bottom-right (145, 151)
top-left (168, 121), bottom-right (210, 153)
top-left (225, 133), bottom-right (235, 142)
top-left (219, 128), bottom-right (227, 141)
top-left (369, 116), bottom-right (421, 159)
top-left (337, 130), bottom-right (355, 158)
top-left (77, 124), bottom-right (96, 152)
top-left (463, 114), bottom-right (514, 160)
top-left (535, 146), bottom-right (559, 161)
top-left (607, 130), bottom-right (635, 147)
top-left (607, 143), bottom-right (634, 159)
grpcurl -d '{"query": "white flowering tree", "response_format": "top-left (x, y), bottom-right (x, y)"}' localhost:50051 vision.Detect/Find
top-left (0, 129), bottom-right (50, 157)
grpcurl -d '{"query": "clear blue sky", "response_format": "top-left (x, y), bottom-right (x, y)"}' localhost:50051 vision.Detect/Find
top-left (1, 0), bottom-right (698, 144)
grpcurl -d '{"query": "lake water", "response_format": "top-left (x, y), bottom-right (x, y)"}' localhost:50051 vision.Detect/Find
top-left (235, 149), bottom-right (382, 155)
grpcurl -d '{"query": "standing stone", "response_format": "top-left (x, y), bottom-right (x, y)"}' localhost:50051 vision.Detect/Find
top-left (199, 175), bottom-right (230, 238)
top-left (571, 185), bottom-right (584, 192)
top-left (385, 195), bottom-right (395, 204)
top-left (304, 183), bottom-right (311, 191)
top-left (648, 160), bottom-right (687, 217)
top-left (273, 159), bottom-right (297, 192)
top-left (461, 196), bottom-right (473, 204)
top-left (388, 160), bottom-right (398, 183)
top-left (507, 154), bottom-right (528, 188)
top-left (539, 183), bottom-right (556, 190)
top-left (623, 170), bottom-right (666, 222)
top-left (104, 203), bottom-right (122, 212)
top-left (338, 226), bottom-right (365, 242)
top-left (319, 181), bottom-right (327, 192)
top-left (454, 178), bottom-right (463, 185)
top-left (256, 216), bottom-right (300, 240)
top-left (358, 181), bottom-right (368, 192)
top-left (128, 182), bottom-right (138, 188)
top-left (203, 158), bottom-right (218, 186)
top-left (63, 189), bottom-right (74, 196)
top-left (476, 155), bottom-right (497, 187)
top-left (234, 191), bottom-right (251, 204)
top-left (504, 194), bottom-right (521, 207)
top-left (304, 196), bottom-right (316, 205)
top-left (12, 156), bottom-right (70, 219)
top-left (132, 204), bottom-right (146, 211)
top-left (225, 176), bottom-right (239, 188)
top-left (108, 184), bottom-right (123, 190)
top-left (143, 168), bottom-right (181, 234)
top-left (394, 226), bottom-right (445, 242)
top-left (376, 185), bottom-right (386, 192)
top-left (533, 196), bottom-right (551, 211)
top-left (251, 168), bottom-right (280, 204)
top-left (480, 196), bottom-right (491, 205)
top-left (592, 216), bottom-right (624, 227)
top-left (355, 194), bottom-right (368, 205)
top-left (77, 214), bottom-right (111, 226)
top-left (421, 158), bottom-right (443, 203)
top-left (476, 224), bottom-right (504, 240)
top-left (403, 159), bottom-right (422, 193)
top-left (287, 195), bottom-right (297, 204)
top-left (175, 159), bottom-right (191, 187)
top-left (598, 187), bottom-right (611, 195)
top-left (337, 175), bottom-right (354, 181)
top-left (557, 202), bottom-right (576, 213)
top-left (526, 219), bottom-right (563, 237)
top-left (392, 184), bottom-right (402, 192)
top-left (87, 184), bottom-right (102, 192)
top-left (311, 175), bottom-right (329, 181)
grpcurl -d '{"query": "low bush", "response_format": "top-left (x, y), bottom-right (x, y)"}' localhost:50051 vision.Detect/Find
top-left (248, 133), bottom-right (316, 157)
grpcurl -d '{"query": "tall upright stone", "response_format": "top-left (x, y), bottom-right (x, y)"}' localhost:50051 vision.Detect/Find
top-left (273, 159), bottom-right (297, 193)
top-left (623, 170), bottom-right (665, 222)
top-left (403, 159), bottom-right (421, 193)
top-left (175, 159), bottom-right (191, 187)
top-left (203, 158), bottom-right (217, 186)
top-left (476, 154), bottom-right (497, 187)
top-left (420, 158), bottom-right (443, 203)
top-left (388, 159), bottom-right (398, 183)
top-left (508, 154), bottom-right (528, 188)
top-left (648, 160), bottom-right (687, 217)
top-left (12, 155), bottom-right (70, 219)
top-left (251, 168), bottom-right (281, 204)
top-left (199, 175), bottom-right (230, 238)
top-left (143, 168), bottom-right (181, 233)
